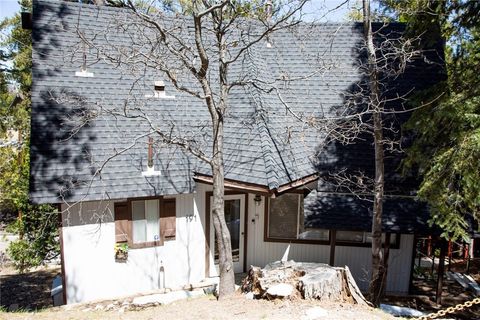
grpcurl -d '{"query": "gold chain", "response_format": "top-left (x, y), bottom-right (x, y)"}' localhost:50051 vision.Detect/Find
top-left (414, 297), bottom-right (480, 320)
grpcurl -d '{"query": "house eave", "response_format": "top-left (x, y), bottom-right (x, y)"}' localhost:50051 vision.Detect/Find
top-left (193, 172), bottom-right (319, 196)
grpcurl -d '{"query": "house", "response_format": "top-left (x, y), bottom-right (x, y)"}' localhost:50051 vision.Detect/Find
top-left (29, 0), bottom-right (444, 304)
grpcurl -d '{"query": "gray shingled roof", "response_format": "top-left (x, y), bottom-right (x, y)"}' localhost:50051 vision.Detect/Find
top-left (29, 0), bottom-right (361, 204)
top-left (29, 0), bottom-right (437, 204)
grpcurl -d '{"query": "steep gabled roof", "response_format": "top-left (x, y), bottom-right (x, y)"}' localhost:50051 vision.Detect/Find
top-left (29, 0), bottom-right (441, 204)
top-left (29, 0), bottom-right (355, 203)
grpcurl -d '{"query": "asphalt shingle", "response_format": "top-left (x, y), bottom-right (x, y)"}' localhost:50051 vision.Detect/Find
top-left (30, 0), bottom-right (442, 205)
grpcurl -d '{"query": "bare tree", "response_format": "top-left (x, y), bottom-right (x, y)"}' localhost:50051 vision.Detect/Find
top-left (60, 0), bottom-right (309, 298)
top-left (363, 0), bottom-right (385, 305)
top-left (276, 0), bottom-right (436, 306)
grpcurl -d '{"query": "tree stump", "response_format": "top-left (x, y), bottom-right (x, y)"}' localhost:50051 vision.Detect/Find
top-left (241, 260), bottom-right (370, 305)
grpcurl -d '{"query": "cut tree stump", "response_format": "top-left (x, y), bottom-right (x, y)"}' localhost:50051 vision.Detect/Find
top-left (241, 260), bottom-right (370, 306)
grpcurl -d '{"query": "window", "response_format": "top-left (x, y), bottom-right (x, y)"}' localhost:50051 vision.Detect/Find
top-left (132, 199), bottom-right (159, 243)
top-left (267, 193), bottom-right (329, 242)
top-left (336, 231), bottom-right (398, 246)
top-left (265, 192), bottom-right (400, 248)
top-left (114, 197), bottom-right (176, 248)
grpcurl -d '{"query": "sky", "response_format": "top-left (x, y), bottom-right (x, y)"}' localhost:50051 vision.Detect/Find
top-left (0, 0), bottom-right (363, 22)
top-left (0, 0), bottom-right (20, 21)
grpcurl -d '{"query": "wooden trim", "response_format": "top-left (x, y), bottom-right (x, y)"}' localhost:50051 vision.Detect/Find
top-left (275, 174), bottom-right (319, 194)
top-left (264, 195), bottom-right (269, 243)
top-left (408, 234), bottom-right (417, 294)
top-left (205, 194), bottom-right (211, 278)
top-left (243, 194), bottom-right (249, 273)
top-left (195, 174), bottom-right (269, 194)
top-left (114, 202), bottom-right (129, 243)
top-left (329, 230), bottom-right (336, 266)
top-left (205, 191), bottom-right (248, 275)
top-left (125, 196), bottom-right (165, 248)
top-left (130, 240), bottom-right (163, 249)
top-left (194, 173), bottom-right (319, 196)
top-left (57, 203), bottom-right (67, 305)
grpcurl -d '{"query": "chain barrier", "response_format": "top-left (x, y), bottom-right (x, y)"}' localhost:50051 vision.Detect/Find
top-left (414, 297), bottom-right (480, 320)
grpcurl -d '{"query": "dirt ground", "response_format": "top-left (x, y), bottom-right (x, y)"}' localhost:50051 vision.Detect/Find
top-left (0, 265), bottom-right (61, 311)
top-left (382, 258), bottom-right (480, 320)
top-left (1, 260), bottom-right (479, 319)
top-left (1, 293), bottom-right (395, 320)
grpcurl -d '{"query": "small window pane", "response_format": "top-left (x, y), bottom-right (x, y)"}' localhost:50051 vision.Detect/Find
top-left (132, 201), bottom-right (146, 243)
top-left (145, 200), bottom-right (160, 242)
top-left (365, 233), bottom-right (386, 244)
top-left (365, 233), bottom-right (397, 246)
top-left (132, 200), bottom-right (159, 244)
top-left (268, 194), bottom-right (299, 239)
top-left (298, 228), bottom-right (329, 240)
top-left (336, 231), bottom-right (364, 242)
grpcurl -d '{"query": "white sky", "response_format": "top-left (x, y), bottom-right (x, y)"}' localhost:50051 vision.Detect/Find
top-left (0, 0), bottom-right (363, 21)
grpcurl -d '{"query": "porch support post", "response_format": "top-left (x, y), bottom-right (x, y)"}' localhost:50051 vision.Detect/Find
top-left (436, 239), bottom-right (447, 304)
top-left (329, 230), bottom-right (336, 266)
top-left (408, 234), bottom-right (418, 294)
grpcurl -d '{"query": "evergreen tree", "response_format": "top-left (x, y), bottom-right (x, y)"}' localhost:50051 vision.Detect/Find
top-left (1, 0), bottom-right (59, 272)
top-left (383, 0), bottom-right (480, 240)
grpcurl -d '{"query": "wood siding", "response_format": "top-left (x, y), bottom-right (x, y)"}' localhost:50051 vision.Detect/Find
top-left (244, 193), bottom-right (414, 294)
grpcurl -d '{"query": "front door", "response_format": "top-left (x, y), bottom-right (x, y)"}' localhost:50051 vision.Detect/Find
top-left (210, 194), bottom-right (246, 273)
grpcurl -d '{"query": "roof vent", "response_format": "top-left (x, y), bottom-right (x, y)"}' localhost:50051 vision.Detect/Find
top-left (75, 47), bottom-right (94, 77)
top-left (146, 80), bottom-right (175, 99)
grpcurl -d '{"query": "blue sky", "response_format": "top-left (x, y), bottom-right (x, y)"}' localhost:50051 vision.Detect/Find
top-left (0, 0), bottom-right (20, 20)
top-left (1, 0), bottom-right (361, 21)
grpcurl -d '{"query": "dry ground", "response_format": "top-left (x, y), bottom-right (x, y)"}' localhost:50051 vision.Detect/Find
top-left (0, 265), bottom-right (60, 311)
top-left (1, 293), bottom-right (395, 320)
top-left (1, 260), bottom-right (479, 320)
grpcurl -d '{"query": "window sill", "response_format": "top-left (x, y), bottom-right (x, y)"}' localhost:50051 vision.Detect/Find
top-left (263, 237), bottom-right (400, 249)
top-left (264, 237), bottom-right (330, 245)
top-left (129, 240), bottom-right (164, 249)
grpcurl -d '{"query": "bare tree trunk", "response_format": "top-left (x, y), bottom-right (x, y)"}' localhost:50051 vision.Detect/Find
top-left (211, 122), bottom-right (235, 297)
top-left (210, 22), bottom-right (235, 298)
top-left (363, 0), bottom-right (386, 306)
top-left (381, 233), bottom-right (391, 296)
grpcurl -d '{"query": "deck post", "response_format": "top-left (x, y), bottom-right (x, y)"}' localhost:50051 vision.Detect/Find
top-left (329, 230), bottom-right (336, 266)
top-left (436, 239), bottom-right (447, 304)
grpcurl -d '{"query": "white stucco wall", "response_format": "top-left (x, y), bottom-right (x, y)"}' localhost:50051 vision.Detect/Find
top-left (61, 192), bottom-right (206, 304)
top-left (61, 184), bottom-right (414, 303)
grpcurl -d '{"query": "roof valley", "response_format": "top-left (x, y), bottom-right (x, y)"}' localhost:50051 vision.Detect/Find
top-left (243, 37), bottom-right (280, 191)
